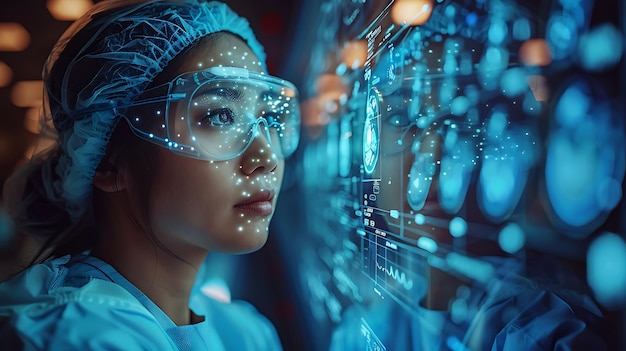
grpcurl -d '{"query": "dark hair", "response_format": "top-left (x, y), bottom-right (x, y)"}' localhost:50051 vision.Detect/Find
top-left (29, 33), bottom-right (231, 266)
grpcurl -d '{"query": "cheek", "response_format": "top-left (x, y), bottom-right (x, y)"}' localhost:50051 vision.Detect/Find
top-left (140, 148), bottom-right (285, 253)
top-left (149, 158), bottom-right (239, 226)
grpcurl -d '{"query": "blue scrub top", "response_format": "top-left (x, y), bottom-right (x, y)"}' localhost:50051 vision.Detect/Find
top-left (0, 255), bottom-right (283, 350)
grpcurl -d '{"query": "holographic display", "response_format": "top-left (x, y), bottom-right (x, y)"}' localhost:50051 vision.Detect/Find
top-left (284, 0), bottom-right (625, 350)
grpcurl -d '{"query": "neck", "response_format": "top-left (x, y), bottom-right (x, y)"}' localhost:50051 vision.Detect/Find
top-left (93, 197), bottom-right (208, 326)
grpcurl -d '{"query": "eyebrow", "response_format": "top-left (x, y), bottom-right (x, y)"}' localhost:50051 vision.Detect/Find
top-left (200, 87), bottom-right (243, 100)
top-left (195, 86), bottom-right (278, 102)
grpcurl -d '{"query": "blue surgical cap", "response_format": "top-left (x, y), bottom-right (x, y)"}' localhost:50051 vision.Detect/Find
top-left (40, 0), bottom-right (267, 223)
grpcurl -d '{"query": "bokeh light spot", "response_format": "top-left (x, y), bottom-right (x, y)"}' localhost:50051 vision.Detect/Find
top-left (498, 223), bottom-right (525, 254)
top-left (587, 232), bottom-right (626, 308)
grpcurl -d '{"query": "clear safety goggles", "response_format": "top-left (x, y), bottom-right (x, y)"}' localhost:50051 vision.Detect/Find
top-left (105, 67), bottom-right (300, 161)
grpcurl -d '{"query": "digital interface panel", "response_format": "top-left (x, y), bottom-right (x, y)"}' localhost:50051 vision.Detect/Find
top-left (283, 0), bottom-right (625, 350)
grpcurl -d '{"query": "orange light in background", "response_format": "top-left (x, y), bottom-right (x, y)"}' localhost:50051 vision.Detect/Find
top-left (11, 81), bottom-right (44, 108)
top-left (47, 0), bottom-right (94, 21)
top-left (341, 40), bottom-right (368, 69)
top-left (302, 74), bottom-right (350, 128)
top-left (519, 38), bottom-right (552, 66)
top-left (316, 73), bottom-right (347, 102)
top-left (302, 97), bottom-right (324, 127)
top-left (527, 75), bottom-right (550, 102)
top-left (0, 61), bottom-right (13, 87)
top-left (281, 86), bottom-right (297, 98)
top-left (391, 0), bottom-right (434, 26)
top-left (0, 23), bottom-right (30, 52)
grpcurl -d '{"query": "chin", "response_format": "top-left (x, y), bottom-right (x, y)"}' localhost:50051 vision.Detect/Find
top-left (220, 231), bottom-right (269, 254)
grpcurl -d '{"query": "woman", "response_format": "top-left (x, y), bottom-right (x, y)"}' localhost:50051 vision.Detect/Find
top-left (0, 0), bottom-right (299, 349)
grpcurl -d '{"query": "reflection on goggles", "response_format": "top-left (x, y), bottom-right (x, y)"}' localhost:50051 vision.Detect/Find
top-left (97, 67), bottom-right (300, 161)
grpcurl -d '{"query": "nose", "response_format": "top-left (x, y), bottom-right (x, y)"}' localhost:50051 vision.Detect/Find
top-left (239, 120), bottom-right (279, 176)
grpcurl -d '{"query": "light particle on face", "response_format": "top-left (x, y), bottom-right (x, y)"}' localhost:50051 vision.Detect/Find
top-left (237, 226), bottom-right (243, 232)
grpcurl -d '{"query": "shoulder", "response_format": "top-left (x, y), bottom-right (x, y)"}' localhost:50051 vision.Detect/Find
top-left (0, 258), bottom-right (174, 350)
top-left (192, 294), bottom-right (283, 350)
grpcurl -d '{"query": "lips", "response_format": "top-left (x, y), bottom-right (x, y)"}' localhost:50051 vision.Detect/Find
top-left (234, 189), bottom-right (275, 216)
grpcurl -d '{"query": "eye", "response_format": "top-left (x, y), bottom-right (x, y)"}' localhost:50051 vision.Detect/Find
top-left (199, 108), bottom-right (235, 127)
top-left (385, 112), bottom-right (412, 128)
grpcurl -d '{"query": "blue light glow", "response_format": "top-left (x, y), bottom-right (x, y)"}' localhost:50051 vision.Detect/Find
top-left (488, 19), bottom-right (507, 45)
top-left (415, 213), bottom-right (426, 225)
top-left (465, 13), bottom-right (477, 27)
top-left (578, 23), bottom-right (623, 71)
top-left (546, 81), bottom-right (624, 230)
top-left (407, 152), bottom-right (436, 211)
top-left (449, 217), bottom-right (468, 237)
top-left (587, 232), bottom-right (626, 308)
top-left (547, 15), bottom-right (577, 60)
top-left (500, 68), bottom-right (527, 97)
top-left (554, 82), bottom-right (590, 127)
top-left (498, 223), bottom-right (525, 254)
top-left (512, 18), bottom-right (530, 40)
top-left (450, 96), bottom-right (470, 116)
top-left (479, 146), bottom-right (520, 220)
top-left (417, 236), bottom-right (438, 253)
top-left (439, 137), bottom-right (475, 214)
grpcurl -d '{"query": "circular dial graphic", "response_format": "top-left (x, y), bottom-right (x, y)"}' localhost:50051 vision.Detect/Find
top-left (363, 88), bottom-right (381, 174)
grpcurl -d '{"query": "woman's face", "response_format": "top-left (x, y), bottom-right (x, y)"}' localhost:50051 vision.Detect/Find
top-left (131, 33), bottom-right (284, 255)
